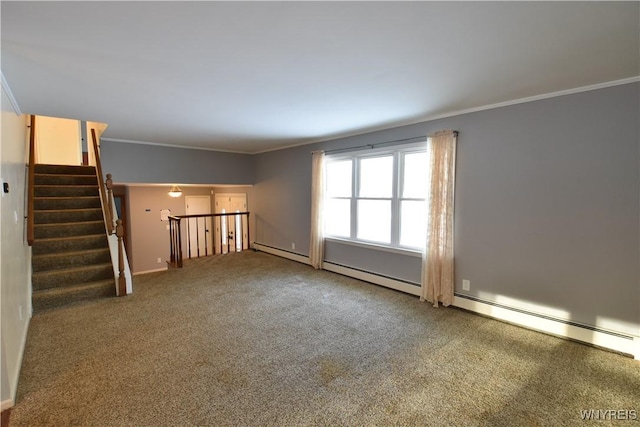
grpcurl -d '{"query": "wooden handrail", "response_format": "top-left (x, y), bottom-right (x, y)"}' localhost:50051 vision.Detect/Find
top-left (90, 130), bottom-right (129, 296)
top-left (168, 212), bottom-right (251, 219)
top-left (91, 128), bottom-right (113, 234)
top-left (27, 115), bottom-right (36, 246)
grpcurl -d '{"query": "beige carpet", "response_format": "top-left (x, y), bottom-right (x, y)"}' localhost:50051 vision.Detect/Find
top-left (11, 251), bottom-right (640, 426)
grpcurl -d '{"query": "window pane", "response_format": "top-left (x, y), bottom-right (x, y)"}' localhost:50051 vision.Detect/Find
top-left (400, 200), bottom-right (426, 248)
top-left (324, 198), bottom-right (350, 237)
top-left (403, 152), bottom-right (428, 198)
top-left (357, 200), bottom-right (391, 243)
top-left (359, 156), bottom-right (393, 198)
top-left (326, 160), bottom-right (352, 197)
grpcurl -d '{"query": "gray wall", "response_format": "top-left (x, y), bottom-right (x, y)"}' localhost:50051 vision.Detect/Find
top-left (102, 141), bottom-right (254, 185)
top-left (252, 83), bottom-right (640, 334)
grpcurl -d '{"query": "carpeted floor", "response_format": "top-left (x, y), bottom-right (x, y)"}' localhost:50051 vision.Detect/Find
top-left (11, 251), bottom-right (640, 426)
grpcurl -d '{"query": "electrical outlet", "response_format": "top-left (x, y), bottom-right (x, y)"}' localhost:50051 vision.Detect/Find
top-left (462, 279), bottom-right (471, 291)
top-left (157, 257), bottom-right (162, 264)
top-left (291, 242), bottom-right (296, 250)
top-left (19, 305), bottom-right (23, 321)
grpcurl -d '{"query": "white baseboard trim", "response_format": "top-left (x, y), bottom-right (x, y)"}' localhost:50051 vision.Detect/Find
top-left (323, 262), bottom-right (421, 297)
top-left (252, 243), bottom-right (310, 265)
top-left (453, 294), bottom-right (640, 360)
top-left (4, 315), bottom-right (31, 410)
top-left (132, 267), bottom-right (168, 276)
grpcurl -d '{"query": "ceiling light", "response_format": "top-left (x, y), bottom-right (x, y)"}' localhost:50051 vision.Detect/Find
top-left (168, 185), bottom-right (183, 197)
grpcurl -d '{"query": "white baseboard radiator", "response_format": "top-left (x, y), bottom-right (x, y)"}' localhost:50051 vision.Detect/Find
top-left (453, 294), bottom-right (639, 360)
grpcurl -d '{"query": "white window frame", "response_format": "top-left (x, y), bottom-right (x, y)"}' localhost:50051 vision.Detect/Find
top-left (324, 141), bottom-right (428, 253)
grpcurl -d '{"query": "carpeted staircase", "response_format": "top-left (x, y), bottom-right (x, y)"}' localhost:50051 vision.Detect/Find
top-left (32, 164), bottom-right (115, 311)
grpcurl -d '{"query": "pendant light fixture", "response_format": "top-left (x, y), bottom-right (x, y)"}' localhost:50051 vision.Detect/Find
top-left (168, 185), bottom-right (183, 197)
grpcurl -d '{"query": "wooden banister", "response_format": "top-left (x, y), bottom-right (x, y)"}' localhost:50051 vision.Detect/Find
top-left (27, 115), bottom-right (36, 246)
top-left (90, 130), bottom-right (129, 296)
top-left (168, 212), bottom-right (250, 268)
top-left (106, 173), bottom-right (114, 231)
top-left (91, 128), bottom-right (113, 234)
top-left (116, 219), bottom-right (126, 296)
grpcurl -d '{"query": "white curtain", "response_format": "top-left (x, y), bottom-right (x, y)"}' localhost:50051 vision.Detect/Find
top-left (309, 151), bottom-right (325, 269)
top-left (421, 130), bottom-right (457, 307)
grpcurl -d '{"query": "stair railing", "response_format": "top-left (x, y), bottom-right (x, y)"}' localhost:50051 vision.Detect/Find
top-left (168, 212), bottom-right (251, 268)
top-left (91, 128), bottom-right (114, 235)
top-left (91, 129), bottom-right (130, 296)
top-left (27, 115), bottom-right (36, 246)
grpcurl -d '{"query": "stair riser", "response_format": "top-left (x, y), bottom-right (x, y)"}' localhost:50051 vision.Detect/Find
top-left (34, 165), bottom-right (96, 175)
top-left (35, 197), bottom-right (101, 210)
top-left (32, 235), bottom-right (108, 255)
top-left (32, 265), bottom-right (114, 291)
top-left (32, 250), bottom-right (112, 272)
top-left (35, 222), bottom-right (105, 239)
top-left (32, 282), bottom-right (115, 312)
top-left (35, 209), bottom-right (103, 224)
top-left (35, 186), bottom-right (99, 197)
top-left (35, 175), bottom-right (97, 186)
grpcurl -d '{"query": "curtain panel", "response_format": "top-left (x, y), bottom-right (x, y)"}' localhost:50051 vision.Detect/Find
top-left (421, 130), bottom-right (457, 307)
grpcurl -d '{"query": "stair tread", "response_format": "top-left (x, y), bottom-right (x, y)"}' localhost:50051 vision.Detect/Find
top-left (34, 233), bottom-right (105, 243)
top-left (33, 247), bottom-right (110, 260)
top-left (32, 280), bottom-right (114, 298)
top-left (35, 220), bottom-right (104, 227)
top-left (35, 172), bottom-right (96, 176)
top-left (35, 196), bottom-right (100, 200)
top-left (34, 184), bottom-right (99, 188)
top-left (32, 279), bottom-right (115, 312)
top-left (32, 262), bottom-right (113, 276)
top-left (35, 208), bottom-right (102, 213)
top-left (33, 279), bottom-right (113, 292)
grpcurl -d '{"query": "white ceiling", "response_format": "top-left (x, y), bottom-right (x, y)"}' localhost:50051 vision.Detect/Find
top-left (2, 2), bottom-right (638, 154)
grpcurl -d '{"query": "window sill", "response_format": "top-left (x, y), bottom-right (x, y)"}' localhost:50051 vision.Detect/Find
top-left (324, 237), bottom-right (423, 258)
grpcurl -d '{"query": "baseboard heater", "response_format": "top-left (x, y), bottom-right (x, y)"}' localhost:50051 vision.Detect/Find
top-left (252, 242), bottom-right (639, 360)
top-left (252, 242), bottom-right (309, 265)
top-left (453, 294), bottom-right (638, 359)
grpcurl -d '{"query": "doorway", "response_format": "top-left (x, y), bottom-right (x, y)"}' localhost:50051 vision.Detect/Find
top-left (214, 193), bottom-right (248, 254)
top-left (185, 195), bottom-right (213, 258)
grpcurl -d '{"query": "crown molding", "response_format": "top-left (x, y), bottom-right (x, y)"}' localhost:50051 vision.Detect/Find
top-left (1, 72), bottom-right (22, 115)
top-left (100, 137), bottom-right (250, 155)
top-left (423, 76), bottom-right (640, 122)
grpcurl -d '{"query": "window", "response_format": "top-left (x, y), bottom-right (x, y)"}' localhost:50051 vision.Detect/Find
top-left (324, 160), bottom-right (352, 238)
top-left (324, 143), bottom-right (429, 250)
